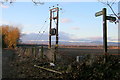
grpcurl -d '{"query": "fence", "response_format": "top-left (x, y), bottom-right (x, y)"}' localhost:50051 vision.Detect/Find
top-left (16, 44), bottom-right (60, 62)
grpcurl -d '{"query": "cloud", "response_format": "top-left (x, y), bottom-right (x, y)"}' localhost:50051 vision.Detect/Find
top-left (21, 31), bottom-right (72, 42)
top-left (61, 18), bottom-right (71, 23)
top-left (20, 31), bottom-right (119, 45)
top-left (76, 36), bottom-right (119, 43)
top-left (59, 31), bottom-right (72, 40)
top-left (0, 3), bottom-right (9, 8)
top-left (107, 38), bottom-right (119, 43)
top-left (20, 33), bottom-right (105, 42)
top-left (88, 37), bottom-right (103, 41)
top-left (0, 20), bottom-right (13, 25)
top-left (0, 20), bottom-right (23, 29)
top-left (70, 26), bottom-right (80, 30)
top-left (0, 20), bottom-right (8, 25)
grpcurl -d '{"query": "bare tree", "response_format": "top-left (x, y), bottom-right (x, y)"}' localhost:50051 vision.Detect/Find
top-left (32, 0), bottom-right (44, 5)
top-left (98, 0), bottom-right (120, 23)
top-left (0, 0), bottom-right (44, 8)
top-left (0, 0), bottom-right (15, 4)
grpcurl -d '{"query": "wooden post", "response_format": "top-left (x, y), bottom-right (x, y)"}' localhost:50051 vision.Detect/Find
top-left (26, 48), bottom-right (29, 56)
top-left (95, 8), bottom-right (109, 63)
top-left (103, 8), bottom-right (108, 63)
top-left (53, 47), bottom-right (56, 63)
top-left (32, 47), bottom-right (36, 58)
top-left (41, 46), bottom-right (44, 59)
top-left (49, 6), bottom-right (59, 63)
top-left (54, 7), bottom-right (59, 63)
top-left (103, 8), bottom-right (107, 54)
top-left (32, 47), bottom-right (33, 57)
top-left (56, 7), bottom-right (59, 48)
top-left (49, 10), bottom-right (52, 49)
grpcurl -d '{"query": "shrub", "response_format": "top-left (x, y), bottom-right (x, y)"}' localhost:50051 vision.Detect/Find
top-left (1, 25), bottom-right (21, 48)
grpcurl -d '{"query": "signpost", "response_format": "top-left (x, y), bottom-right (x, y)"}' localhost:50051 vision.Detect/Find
top-left (95, 8), bottom-right (108, 54)
top-left (106, 16), bottom-right (116, 22)
top-left (95, 8), bottom-right (116, 62)
top-left (102, 8), bottom-right (107, 54)
top-left (95, 11), bottom-right (103, 17)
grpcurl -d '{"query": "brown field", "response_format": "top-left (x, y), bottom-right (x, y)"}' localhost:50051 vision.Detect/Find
top-left (58, 46), bottom-right (119, 56)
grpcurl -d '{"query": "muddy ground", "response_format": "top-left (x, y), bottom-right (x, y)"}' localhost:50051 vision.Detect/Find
top-left (2, 49), bottom-right (63, 79)
top-left (2, 47), bottom-right (120, 79)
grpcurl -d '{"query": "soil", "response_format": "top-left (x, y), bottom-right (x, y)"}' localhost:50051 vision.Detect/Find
top-left (2, 49), bottom-right (65, 79)
top-left (1, 47), bottom-right (120, 79)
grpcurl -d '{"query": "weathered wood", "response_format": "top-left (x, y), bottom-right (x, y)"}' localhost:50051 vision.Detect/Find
top-left (103, 8), bottom-right (107, 54)
top-left (41, 46), bottom-right (44, 58)
top-left (17, 47), bottom-right (47, 59)
top-left (34, 65), bottom-right (62, 74)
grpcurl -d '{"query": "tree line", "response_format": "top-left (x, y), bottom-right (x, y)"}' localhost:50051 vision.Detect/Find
top-left (0, 25), bottom-right (21, 48)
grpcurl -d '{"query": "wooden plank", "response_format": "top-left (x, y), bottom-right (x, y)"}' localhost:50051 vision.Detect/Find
top-left (34, 65), bottom-right (62, 74)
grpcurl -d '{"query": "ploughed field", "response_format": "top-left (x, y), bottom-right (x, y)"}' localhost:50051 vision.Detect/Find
top-left (58, 46), bottom-right (119, 58)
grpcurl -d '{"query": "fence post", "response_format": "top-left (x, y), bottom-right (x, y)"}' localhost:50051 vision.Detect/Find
top-left (53, 47), bottom-right (57, 63)
top-left (41, 46), bottom-right (44, 59)
top-left (32, 47), bottom-right (36, 58)
top-left (34, 47), bottom-right (36, 58)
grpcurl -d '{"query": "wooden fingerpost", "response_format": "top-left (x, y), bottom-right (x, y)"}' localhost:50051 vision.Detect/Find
top-left (103, 8), bottom-right (108, 55)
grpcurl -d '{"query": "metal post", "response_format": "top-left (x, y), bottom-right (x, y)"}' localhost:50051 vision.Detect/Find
top-left (103, 8), bottom-right (107, 54)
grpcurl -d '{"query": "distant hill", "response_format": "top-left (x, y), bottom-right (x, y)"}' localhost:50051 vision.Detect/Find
top-left (20, 33), bottom-right (119, 46)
